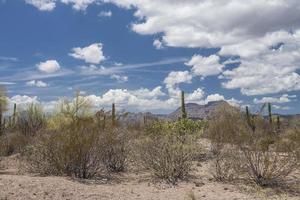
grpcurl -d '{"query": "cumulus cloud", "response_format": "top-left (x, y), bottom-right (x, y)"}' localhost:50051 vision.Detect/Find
top-left (9, 95), bottom-right (39, 105)
top-left (70, 43), bottom-right (106, 64)
top-left (221, 33), bottom-right (300, 95)
top-left (26, 80), bottom-right (49, 87)
top-left (37, 60), bottom-right (61, 73)
top-left (163, 71), bottom-right (193, 96)
top-left (253, 94), bottom-right (297, 104)
top-left (98, 10), bottom-right (112, 17)
top-left (24, 0), bottom-right (56, 11)
top-left (61, 0), bottom-right (100, 10)
top-left (185, 55), bottom-right (224, 77)
top-left (110, 74), bottom-right (128, 83)
top-left (153, 39), bottom-right (163, 49)
top-left (103, 0), bottom-right (300, 96)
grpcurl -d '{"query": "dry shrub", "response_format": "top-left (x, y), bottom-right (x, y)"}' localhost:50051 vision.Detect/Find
top-left (100, 128), bottom-right (128, 172)
top-left (25, 119), bottom-right (103, 178)
top-left (17, 104), bottom-right (46, 136)
top-left (208, 106), bottom-right (300, 187)
top-left (211, 146), bottom-right (242, 182)
top-left (240, 145), bottom-right (299, 186)
top-left (25, 118), bottom-right (129, 178)
top-left (138, 132), bottom-right (196, 184)
top-left (0, 132), bottom-right (29, 156)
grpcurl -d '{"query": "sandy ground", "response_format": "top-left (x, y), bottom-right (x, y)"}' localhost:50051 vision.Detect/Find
top-left (0, 153), bottom-right (299, 200)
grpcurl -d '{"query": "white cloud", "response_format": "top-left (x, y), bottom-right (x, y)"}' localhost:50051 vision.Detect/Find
top-left (70, 43), bottom-right (106, 64)
top-left (103, 0), bottom-right (300, 96)
top-left (185, 55), bottom-right (224, 77)
top-left (37, 60), bottom-right (61, 73)
top-left (253, 94), bottom-right (297, 104)
top-left (24, 0), bottom-right (56, 11)
top-left (9, 95), bottom-right (39, 105)
top-left (164, 71), bottom-right (192, 88)
top-left (205, 93), bottom-right (225, 102)
top-left (163, 71), bottom-right (193, 96)
top-left (273, 105), bottom-right (291, 110)
top-left (26, 80), bottom-right (49, 87)
top-left (98, 10), bottom-right (112, 17)
top-left (110, 74), bottom-right (128, 83)
top-left (61, 0), bottom-right (100, 10)
top-left (153, 39), bottom-right (163, 49)
top-left (0, 82), bottom-right (15, 85)
top-left (221, 33), bottom-right (300, 95)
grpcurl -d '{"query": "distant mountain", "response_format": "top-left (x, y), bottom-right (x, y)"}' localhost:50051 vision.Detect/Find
top-left (168, 100), bottom-right (231, 120)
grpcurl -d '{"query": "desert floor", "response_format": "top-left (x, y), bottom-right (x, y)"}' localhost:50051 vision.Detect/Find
top-left (0, 142), bottom-right (299, 200)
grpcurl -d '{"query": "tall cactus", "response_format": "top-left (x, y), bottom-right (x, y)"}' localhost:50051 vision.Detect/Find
top-left (181, 90), bottom-right (187, 119)
top-left (112, 103), bottom-right (116, 127)
top-left (276, 115), bottom-right (280, 131)
top-left (12, 103), bottom-right (17, 126)
top-left (246, 106), bottom-right (255, 131)
top-left (246, 106), bottom-right (250, 123)
top-left (268, 102), bottom-right (272, 125)
top-left (0, 103), bottom-right (2, 135)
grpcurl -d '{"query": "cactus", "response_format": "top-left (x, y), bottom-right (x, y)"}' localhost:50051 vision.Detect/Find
top-left (112, 103), bottom-right (116, 127)
top-left (276, 115), bottom-right (280, 131)
top-left (12, 103), bottom-right (17, 126)
top-left (246, 106), bottom-right (250, 122)
top-left (0, 103), bottom-right (2, 134)
top-left (181, 90), bottom-right (187, 119)
top-left (246, 106), bottom-right (255, 131)
top-left (268, 102), bottom-right (272, 125)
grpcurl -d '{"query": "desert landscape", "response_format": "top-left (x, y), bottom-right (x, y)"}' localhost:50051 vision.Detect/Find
top-left (0, 90), bottom-right (299, 200)
top-left (1, 1), bottom-right (300, 199)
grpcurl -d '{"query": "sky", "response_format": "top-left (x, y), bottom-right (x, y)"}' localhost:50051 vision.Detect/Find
top-left (0, 0), bottom-right (300, 114)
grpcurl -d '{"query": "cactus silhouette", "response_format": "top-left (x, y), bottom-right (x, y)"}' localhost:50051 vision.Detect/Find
top-left (276, 115), bottom-right (280, 131)
top-left (268, 102), bottom-right (272, 125)
top-left (12, 103), bottom-right (17, 126)
top-left (0, 103), bottom-right (2, 134)
top-left (112, 103), bottom-right (116, 127)
top-left (181, 90), bottom-right (187, 119)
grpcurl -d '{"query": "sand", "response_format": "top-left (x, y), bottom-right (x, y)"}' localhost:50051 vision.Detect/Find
top-left (1, 153), bottom-right (299, 200)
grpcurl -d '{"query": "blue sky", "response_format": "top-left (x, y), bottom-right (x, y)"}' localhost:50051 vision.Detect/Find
top-left (0, 0), bottom-right (300, 114)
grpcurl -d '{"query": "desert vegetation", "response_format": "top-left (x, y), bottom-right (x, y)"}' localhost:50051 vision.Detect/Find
top-left (0, 87), bottom-right (299, 199)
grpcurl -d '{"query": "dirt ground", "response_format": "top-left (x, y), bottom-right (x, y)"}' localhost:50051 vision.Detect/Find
top-left (0, 153), bottom-right (299, 200)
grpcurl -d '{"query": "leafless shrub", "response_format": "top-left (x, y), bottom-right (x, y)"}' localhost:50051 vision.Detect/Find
top-left (0, 132), bottom-right (29, 156)
top-left (24, 119), bottom-right (103, 179)
top-left (137, 132), bottom-right (196, 184)
top-left (240, 145), bottom-right (299, 186)
top-left (208, 106), bottom-right (300, 187)
top-left (100, 128), bottom-right (128, 172)
top-left (17, 104), bottom-right (46, 136)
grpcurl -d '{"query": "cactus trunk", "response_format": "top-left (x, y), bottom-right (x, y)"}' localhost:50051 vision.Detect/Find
top-left (268, 102), bottom-right (272, 125)
top-left (112, 103), bottom-right (116, 127)
top-left (181, 90), bottom-right (187, 119)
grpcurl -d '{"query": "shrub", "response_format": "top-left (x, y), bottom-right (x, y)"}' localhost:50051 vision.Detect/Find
top-left (25, 119), bottom-right (103, 179)
top-left (17, 104), bottom-right (46, 136)
top-left (208, 106), bottom-right (300, 187)
top-left (100, 128), bottom-right (128, 172)
top-left (210, 147), bottom-right (242, 182)
top-left (145, 119), bottom-right (204, 137)
top-left (137, 132), bottom-right (196, 184)
top-left (240, 145), bottom-right (299, 186)
top-left (0, 132), bottom-right (28, 156)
